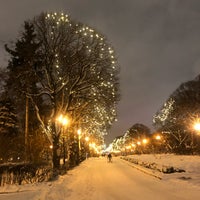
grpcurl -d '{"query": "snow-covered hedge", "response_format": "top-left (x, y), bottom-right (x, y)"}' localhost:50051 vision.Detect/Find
top-left (0, 163), bottom-right (52, 186)
top-left (121, 156), bottom-right (185, 174)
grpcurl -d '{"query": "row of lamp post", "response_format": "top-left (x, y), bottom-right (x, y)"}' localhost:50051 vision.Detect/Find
top-left (120, 135), bottom-right (162, 155)
top-left (56, 114), bottom-right (70, 166)
top-left (54, 117), bottom-right (200, 163)
top-left (121, 120), bottom-right (200, 155)
top-left (77, 129), bottom-right (92, 160)
top-left (56, 114), bottom-right (93, 166)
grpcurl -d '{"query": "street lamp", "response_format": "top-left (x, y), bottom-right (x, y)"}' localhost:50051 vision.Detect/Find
top-left (131, 143), bottom-right (136, 148)
top-left (84, 136), bottom-right (90, 159)
top-left (155, 135), bottom-right (161, 140)
top-left (193, 122), bottom-right (200, 132)
top-left (77, 129), bottom-right (82, 161)
top-left (191, 119), bottom-right (200, 153)
top-left (142, 138), bottom-right (148, 144)
top-left (57, 114), bottom-right (69, 126)
top-left (85, 136), bottom-right (90, 142)
top-left (153, 134), bottom-right (163, 154)
top-left (56, 114), bottom-right (70, 166)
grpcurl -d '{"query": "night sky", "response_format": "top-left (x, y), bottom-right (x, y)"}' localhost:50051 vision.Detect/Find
top-left (1, 0), bottom-right (200, 144)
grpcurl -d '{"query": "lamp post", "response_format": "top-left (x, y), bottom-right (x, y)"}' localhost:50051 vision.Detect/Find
top-left (192, 120), bottom-right (200, 153)
top-left (154, 134), bottom-right (162, 153)
top-left (155, 135), bottom-right (161, 140)
top-left (193, 122), bottom-right (200, 132)
top-left (85, 136), bottom-right (90, 142)
top-left (77, 129), bottom-right (81, 151)
top-left (142, 138), bottom-right (149, 153)
top-left (56, 114), bottom-right (70, 166)
top-left (142, 138), bottom-right (148, 145)
top-left (85, 136), bottom-right (90, 159)
top-left (49, 145), bottom-right (53, 166)
top-left (77, 129), bottom-right (82, 162)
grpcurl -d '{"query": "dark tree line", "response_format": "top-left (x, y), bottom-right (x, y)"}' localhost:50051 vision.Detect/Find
top-left (153, 75), bottom-right (200, 154)
top-left (112, 123), bottom-right (151, 154)
top-left (112, 75), bottom-right (200, 155)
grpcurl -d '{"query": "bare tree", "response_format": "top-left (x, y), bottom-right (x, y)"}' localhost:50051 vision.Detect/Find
top-left (153, 75), bottom-right (200, 154)
top-left (21, 12), bottom-right (121, 170)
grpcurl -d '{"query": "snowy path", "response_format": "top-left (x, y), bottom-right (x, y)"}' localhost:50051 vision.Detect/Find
top-left (0, 157), bottom-right (199, 200)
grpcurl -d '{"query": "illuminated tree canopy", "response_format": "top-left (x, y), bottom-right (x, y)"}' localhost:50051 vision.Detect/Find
top-left (5, 12), bottom-right (120, 169)
top-left (153, 75), bottom-right (200, 153)
top-left (153, 75), bottom-right (200, 131)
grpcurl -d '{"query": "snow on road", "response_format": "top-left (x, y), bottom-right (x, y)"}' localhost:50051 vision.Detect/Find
top-left (0, 156), bottom-right (199, 200)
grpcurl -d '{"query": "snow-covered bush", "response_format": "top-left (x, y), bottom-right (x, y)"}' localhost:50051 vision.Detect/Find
top-left (0, 163), bottom-right (52, 186)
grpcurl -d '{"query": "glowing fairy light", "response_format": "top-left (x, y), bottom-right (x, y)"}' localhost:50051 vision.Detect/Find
top-left (43, 12), bottom-right (119, 139)
top-left (109, 50), bottom-right (113, 54)
top-left (153, 98), bottom-right (175, 123)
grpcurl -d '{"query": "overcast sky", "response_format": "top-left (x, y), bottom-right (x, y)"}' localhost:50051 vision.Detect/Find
top-left (1, 0), bottom-right (200, 144)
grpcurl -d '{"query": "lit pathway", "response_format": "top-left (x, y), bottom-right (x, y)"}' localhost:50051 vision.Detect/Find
top-left (0, 157), bottom-right (199, 200)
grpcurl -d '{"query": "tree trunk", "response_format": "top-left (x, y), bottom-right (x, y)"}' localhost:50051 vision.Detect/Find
top-left (52, 136), bottom-right (60, 170)
top-left (25, 96), bottom-right (29, 162)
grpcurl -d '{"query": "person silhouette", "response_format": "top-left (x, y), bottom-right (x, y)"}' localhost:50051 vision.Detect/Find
top-left (107, 153), bottom-right (112, 163)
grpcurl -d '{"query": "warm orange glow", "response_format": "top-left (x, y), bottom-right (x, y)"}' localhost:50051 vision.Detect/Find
top-left (89, 142), bottom-right (96, 147)
top-left (194, 122), bottom-right (200, 131)
top-left (126, 145), bottom-right (131, 149)
top-left (57, 114), bottom-right (69, 126)
top-left (57, 114), bottom-right (63, 123)
top-left (77, 129), bottom-right (81, 135)
top-left (142, 139), bottom-right (148, 144)
top-left (155, 135), bottom-right (161, 140)
top-left (85, 136), bottom-right (90, 142)
top-left (62, 118), bottom-right (69, 125)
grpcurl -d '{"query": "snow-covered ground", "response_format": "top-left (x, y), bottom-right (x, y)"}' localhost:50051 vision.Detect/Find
top-left (0, 154), bottom-right (199, 200)
top-left (122, 154), bottom-right (200, 186)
